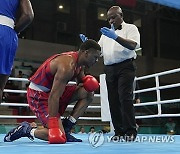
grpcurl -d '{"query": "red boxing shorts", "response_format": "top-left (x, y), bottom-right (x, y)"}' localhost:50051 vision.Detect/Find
top-left (27, 85), bottom-right (77, 126)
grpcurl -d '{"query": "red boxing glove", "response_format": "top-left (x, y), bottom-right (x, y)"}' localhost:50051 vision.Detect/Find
top-left (82, 75), bottom-right (99, 92)
top-left (48, 117), bottom-right (66, 144)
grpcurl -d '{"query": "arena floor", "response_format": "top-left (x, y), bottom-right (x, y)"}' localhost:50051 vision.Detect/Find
top-left (0, 134), bottom-right (179, 154)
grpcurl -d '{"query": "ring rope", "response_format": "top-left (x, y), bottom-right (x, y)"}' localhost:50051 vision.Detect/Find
top-left (135, 114), bottom-right (180, 119)
top-left (134, 83), bottom-right (180, 94)
top-left (135, 68), bottom-right (180, 81)
top-left (4, 89), bottom-right (27, 93)
top-left (134, 98), bottom-right (180, 107)
top-left (1, 97), bottom-right (180, 108)
top-left (3, 89), bottom-right (100, 98)
top-left (0, 115), bottom-right (101, 120)
top-left (1, 114), bottom-right (180, 119)
top-left (0, 102), bottom-right (101, 109)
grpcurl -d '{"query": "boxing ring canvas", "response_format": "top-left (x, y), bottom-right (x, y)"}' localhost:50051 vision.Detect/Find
top-left (0, 134), bottom-right (180, 154)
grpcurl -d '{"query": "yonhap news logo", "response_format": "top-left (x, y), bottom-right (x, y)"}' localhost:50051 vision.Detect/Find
top-left (134, 135), bottom-right (175, 143)
top-left (88, 131), bottom-right (104, 148)
top-left (88, 132), bottom-right (175, 148)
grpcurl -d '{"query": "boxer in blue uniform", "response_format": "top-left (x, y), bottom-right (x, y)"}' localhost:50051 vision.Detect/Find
top-left (0, 0), bottom-right (34, 103)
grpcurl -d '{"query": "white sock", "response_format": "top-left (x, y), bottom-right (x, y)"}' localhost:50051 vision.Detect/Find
top-left (30, 128), bottom-right (36, 138)
top-left (68, 116), bottom-right (76, 123)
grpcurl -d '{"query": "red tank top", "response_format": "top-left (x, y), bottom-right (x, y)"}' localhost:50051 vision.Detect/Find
top-left (29, 51), bottom-right (81, 89)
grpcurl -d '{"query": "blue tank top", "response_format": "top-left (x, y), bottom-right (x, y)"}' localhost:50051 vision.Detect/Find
top-left (0, 0), bottom-right (19, 20)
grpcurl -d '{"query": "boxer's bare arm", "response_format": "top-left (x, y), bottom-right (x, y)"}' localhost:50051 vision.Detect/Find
top-left (48, 56), bottom-right (75, 117)
top-left (76, 67), bottom-right (85, 84)
top-left (15, 0), bottom-right (34, 33)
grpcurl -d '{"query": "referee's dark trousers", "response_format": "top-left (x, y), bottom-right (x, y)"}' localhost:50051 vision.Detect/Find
top-left (104, 58), bottom-right (137, 135)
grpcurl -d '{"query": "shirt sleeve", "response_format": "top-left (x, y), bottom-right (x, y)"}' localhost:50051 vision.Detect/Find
top-left (98, 35), bottom-right (103, 47)
top-left (98, 35), bottom-right (103, 56)
top-left (127, 25), bottom-right (140, 49)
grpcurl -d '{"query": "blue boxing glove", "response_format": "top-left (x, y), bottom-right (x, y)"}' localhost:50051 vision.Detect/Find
top-left (79, 34), bottom-right (88, 42)
top-left (100, 24), bottom-right (118, 40)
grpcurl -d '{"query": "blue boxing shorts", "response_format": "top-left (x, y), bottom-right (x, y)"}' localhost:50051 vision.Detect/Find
top-left (0, 25), bottom-right (18, 75)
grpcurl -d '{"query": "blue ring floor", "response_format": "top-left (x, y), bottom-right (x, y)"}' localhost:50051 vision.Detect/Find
top-left (0, 134), bottom-right (180, 154)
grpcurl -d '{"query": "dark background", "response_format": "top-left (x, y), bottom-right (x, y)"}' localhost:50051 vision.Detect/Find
top-left (20, 0), bottom-right (180, 61)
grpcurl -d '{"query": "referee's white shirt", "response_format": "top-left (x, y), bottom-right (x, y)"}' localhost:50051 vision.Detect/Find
top-left (98, 21), bottom-right (140, 66)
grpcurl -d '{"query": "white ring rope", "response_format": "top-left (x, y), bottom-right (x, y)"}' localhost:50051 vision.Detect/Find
top-left (135, 114), bottom-right (180, 119)
top-left (134, 83), bottom-right (180, 94)
top-left (1, 97), bottom-right (179, 108)
top-left (0, 68), bottom-right (180, 120)
top-left (0, 103), bottom-right (101, 109)
top-left (0, 115), bottom-right (101, 120)
top-left (4, 89), bottom-right (27, 93)
top-left (135, 68), bottom-right (180, 81)
top-left (8, 77), bottom-right (29, 82)
top-left (134, 98), bottom-right (180, 107)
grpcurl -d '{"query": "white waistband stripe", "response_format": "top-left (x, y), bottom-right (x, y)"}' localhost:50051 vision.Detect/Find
top-left (0, 15), bottom-right (14, 29)
top-left (29, 82), bottom-right (50, 92)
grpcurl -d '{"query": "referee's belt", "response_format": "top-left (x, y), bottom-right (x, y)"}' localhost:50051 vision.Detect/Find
top-left (0, 15), bottom-right (14, 29)
top-left (106, 58), bottom-right (134, 66)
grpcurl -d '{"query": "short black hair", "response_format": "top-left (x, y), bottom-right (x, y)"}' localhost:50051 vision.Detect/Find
top-left (79, 39), bottom-right (101, 51)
